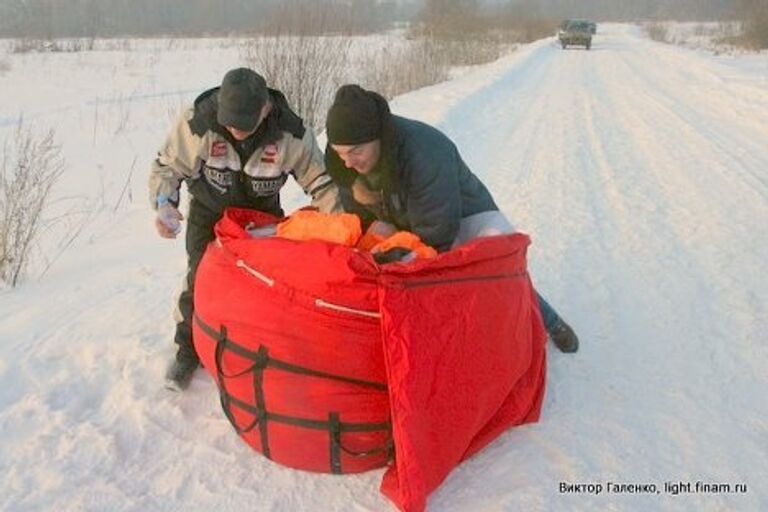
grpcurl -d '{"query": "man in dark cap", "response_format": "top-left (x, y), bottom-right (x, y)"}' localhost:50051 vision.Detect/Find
top-left (325, 84), bottom-right (579, 353)
top-left (149, 68), bottom-right (341, 391)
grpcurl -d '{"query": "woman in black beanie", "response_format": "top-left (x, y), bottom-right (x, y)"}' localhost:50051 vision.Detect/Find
top-left (324, 84), bottom-right (579, 353)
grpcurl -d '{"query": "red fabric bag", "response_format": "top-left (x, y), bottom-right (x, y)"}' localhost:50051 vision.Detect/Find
top-left (192, 207), bottom-right (546, 511)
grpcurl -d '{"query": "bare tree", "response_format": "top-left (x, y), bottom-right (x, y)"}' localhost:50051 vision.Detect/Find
top-left (411, 0), bottom-right (545, 70)
top-left (739, 0), bottom-right (768, 48)
top-left (361, 38), bottom-right (450, 100)
top-left (241, 0), bottom-right (354, 132)
top-left (645, 22), bottom-right (670, 43)
top-left (417, 0), bottom-right (484, 39)
top-left (0, 0), bottom-right (405, 39)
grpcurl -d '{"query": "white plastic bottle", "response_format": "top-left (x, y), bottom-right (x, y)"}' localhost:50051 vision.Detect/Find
top-left (157, 198), bottom-right (182, 236)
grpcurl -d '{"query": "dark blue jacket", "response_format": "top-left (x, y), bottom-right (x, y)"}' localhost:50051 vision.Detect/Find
top-left (327, 115), bottom-right (498, 252)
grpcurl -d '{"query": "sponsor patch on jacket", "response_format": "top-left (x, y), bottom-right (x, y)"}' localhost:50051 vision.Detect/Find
top-left (211, 141), bottom-right (228, 157)
top-left (204, 165), bottom-right (233, 194)
top-left (248, 174), bottom-right (288, 197)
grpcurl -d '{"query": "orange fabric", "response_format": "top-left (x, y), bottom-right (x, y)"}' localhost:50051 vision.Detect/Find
top-left (276, 211), bottom-right (436, 260)
top-left (370, 232), bottom-right (438, 259)
top-left (276, 210), bottom-right (362, 246)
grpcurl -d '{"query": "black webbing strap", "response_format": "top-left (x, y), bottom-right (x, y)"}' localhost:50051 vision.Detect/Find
top-left (329, 412), bottom-right (342, 474)
top-left (195, 313), bottom-right (387, 391)
top-left (268, 358), bottom-right (387, 391)
top-left (335, 435), bottom-right (394, 458)
top-left (226, 395), bottom-right (391, 433)
top-left (225, 397), bottom-right (393, 473)
top-left (400, 271), bottom-right (528, 289)
top-left (200, 314), bottom-right (392, 471)
top-left (215, 325), bottom-right (259, 435)
top-left (328, 412), bottom-right (395, 474)
top-left (253, 345), bottom-right (271, 459)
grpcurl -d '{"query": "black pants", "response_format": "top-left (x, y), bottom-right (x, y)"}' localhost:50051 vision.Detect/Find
top-left (173, 204), bottom-right (218, 363)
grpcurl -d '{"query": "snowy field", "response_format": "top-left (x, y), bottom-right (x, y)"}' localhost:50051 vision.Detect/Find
top-left (651, 20), bottom-right (752, 55)
top-left (1, 23), bottom-right (767, 511)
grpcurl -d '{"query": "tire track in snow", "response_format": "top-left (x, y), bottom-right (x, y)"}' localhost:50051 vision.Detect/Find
top-left (580, 29), bottom-right (766, 490)
top-left (617, 40), bottom-right (768, 197)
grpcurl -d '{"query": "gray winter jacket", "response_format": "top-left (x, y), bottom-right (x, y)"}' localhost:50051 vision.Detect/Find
top-left (327, 115), bottom-right (498, 252)
top-left (149, 88), bottom-right (340, 219)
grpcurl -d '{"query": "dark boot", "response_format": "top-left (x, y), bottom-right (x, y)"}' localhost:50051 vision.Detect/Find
top-left (549, 319), bottom-right (579, 353)
top-left (165, 356), bottom-right (200, 391)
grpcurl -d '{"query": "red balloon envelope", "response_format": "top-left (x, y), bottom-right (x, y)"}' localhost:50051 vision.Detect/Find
top-left (193, 207), bottom-right (546, 512)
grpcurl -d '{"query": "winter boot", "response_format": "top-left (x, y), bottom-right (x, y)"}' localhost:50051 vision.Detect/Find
top-left (164, 357), bottom-right (200, 391)
top-left (549, 319), bottom-right (579, 353)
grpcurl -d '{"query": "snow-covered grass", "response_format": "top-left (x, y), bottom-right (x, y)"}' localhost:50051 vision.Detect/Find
top-left (1, 23), bottom-right (767, 511)
top-left (642, 20), bottom-right (766, 56)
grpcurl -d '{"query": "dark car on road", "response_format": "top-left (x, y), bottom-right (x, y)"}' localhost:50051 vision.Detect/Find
top-left (558, 19), bottom-right (595, 50)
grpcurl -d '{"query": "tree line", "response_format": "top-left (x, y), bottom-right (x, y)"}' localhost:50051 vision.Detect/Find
top-left (0, 0), bottom-right (417, 38)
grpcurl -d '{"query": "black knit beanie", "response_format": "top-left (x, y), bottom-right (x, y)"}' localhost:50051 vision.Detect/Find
top-left (326, 85), bottom-right (388, 145)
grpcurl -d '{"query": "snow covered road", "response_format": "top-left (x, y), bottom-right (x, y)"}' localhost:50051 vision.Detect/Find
top-left (406, 24), bottom-right (768, 511)
top-left (1, 24), bottom-right (766, 511)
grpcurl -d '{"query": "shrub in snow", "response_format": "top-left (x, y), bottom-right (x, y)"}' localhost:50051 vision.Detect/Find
top-left (361, 38), bottom-right (450, 100)
top-left (242, 34), bottom-right (351, 133)
top-left (0, 125), bottom-right (64, 287)
top-left (645, 22), bottom-right (671, 43)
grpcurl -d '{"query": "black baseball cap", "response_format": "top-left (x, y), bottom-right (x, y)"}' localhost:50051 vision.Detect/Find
top-left (217, 68), bottom-right (269, 131)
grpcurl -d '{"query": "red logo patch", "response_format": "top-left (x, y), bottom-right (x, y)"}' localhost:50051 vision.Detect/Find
top-left (264, 144), bottom-right (278, 157)
top-left (211, 141), bottom-right (228, 157)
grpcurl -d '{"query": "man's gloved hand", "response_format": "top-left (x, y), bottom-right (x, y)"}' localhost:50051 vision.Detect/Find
top-left (155, 200), bottom-right (183, 238)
